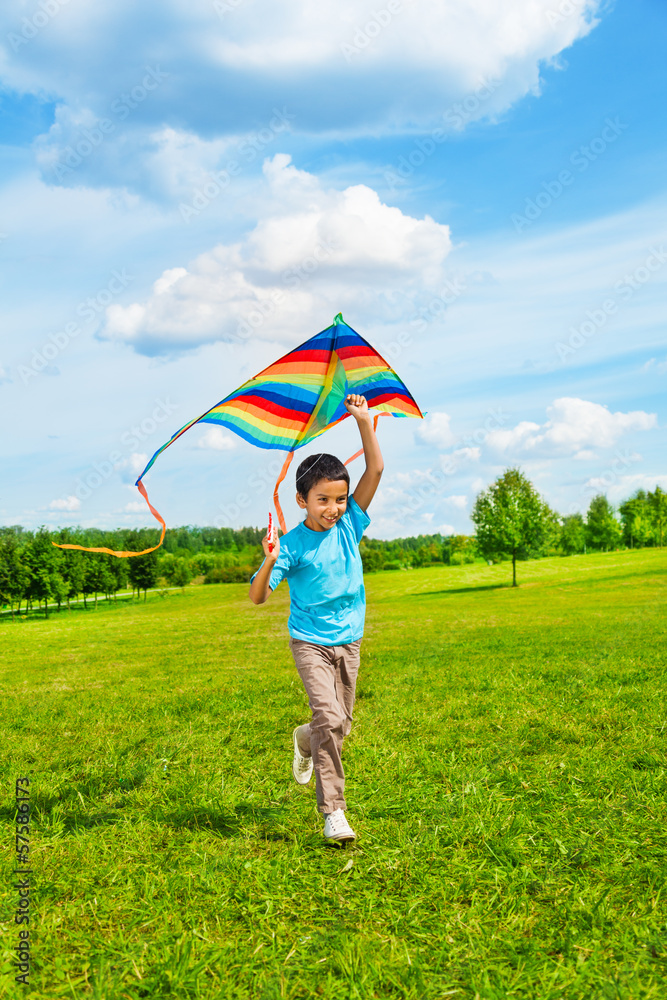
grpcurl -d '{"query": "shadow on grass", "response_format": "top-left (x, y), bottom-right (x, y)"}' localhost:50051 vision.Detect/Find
top-left (16, 799), bottom-right (294, 841)
top-left (408, 569), bottom-right (662, 600)
top-left (407, 583), bottom-right (512, 597)
top-left (157, 801), bottom-right (293, 840)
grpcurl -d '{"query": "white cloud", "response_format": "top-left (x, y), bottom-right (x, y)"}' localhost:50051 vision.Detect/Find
top-left (49, 496), bottom-right (81, 512)
top-left (368, 468), bottom-right (469, 538)
top-left (486, 398), bottom-right (657, 458)
top-left (99, 154), bottom-right (453, 353)
top-left (33, 104), bottom-right (239, 199)
top-left (443, 494), bottom-right (468, 509)
top-left (437, 446), bottom-right (481, 474)
top-left (642, 356), bottom-right (667, 375)
top-left (583, 473), bottom-right (667, 503)
top-left (393, 469), bottom-right (441, 488)
top-left (124, 501), bottom-right (147, 513)
top-left (114, 453), bottom-right (149, 475)
top-left (197, 426), bottom-right (238, 451)
top-left (0, 0), bottom-right (603, 169)
top-left (416, 412), bottom-right (455, 449)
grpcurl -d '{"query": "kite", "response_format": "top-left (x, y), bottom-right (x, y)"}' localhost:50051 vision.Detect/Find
top-left (54, 313), bottom-right (423, 557)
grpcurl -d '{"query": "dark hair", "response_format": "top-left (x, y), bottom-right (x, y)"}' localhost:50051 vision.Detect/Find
top-left (295, 453), bottom-right (349, 500)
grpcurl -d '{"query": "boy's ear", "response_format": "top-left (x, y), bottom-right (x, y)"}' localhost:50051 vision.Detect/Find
top-left (295, 491), bottom-right (307, 509)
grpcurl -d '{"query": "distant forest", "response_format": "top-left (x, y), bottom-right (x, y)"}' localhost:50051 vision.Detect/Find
top-left (0, 486), bottom-right (664, 618)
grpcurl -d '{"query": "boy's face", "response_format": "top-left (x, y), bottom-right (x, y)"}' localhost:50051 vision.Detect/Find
top-left (296, 478), bottom-right (349, 532)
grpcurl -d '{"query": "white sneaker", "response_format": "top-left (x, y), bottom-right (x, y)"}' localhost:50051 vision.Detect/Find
top-left (323, 809), bottom-right (356, 842)
top-left (292, 727), bottom-right (313, 785)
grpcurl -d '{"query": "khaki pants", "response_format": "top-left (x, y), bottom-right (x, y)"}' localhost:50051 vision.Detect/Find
top-left (289, 637), bottom-right (362, 814)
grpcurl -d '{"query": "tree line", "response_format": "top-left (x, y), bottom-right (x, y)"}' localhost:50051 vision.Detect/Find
top-left (0, 525), bottom-right (265, 618)
top-left (471, 471), bottom-right (666, 586)
top-left (1, 475), bottom-right (664, 616)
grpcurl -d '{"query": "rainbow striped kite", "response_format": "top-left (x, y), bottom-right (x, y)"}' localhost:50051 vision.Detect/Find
top-left (55, 314), bottom-right (423, 557)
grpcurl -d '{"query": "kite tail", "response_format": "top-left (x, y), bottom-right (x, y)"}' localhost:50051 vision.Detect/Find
top-left (273, 451), bottom-right (294, 534)
top-left (51, 480), bottom-right (167, 558)
top-left (343, 413), bottom-right (382, 465)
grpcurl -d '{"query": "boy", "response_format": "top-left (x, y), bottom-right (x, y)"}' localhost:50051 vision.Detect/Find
top-left (249, 394), bottom-right (383, 843)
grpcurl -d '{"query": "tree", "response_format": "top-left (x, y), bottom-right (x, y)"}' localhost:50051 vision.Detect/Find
top-left (106, 557), bottom-right (129, 602)
top-left (51, 572), bottom-right (70, 612)
top-left (129, 552), bottom-right (159, 600)
top-left (648, 486), bottom-right (667, 547)
top-left (471, 468), bottom-right (553, 587)
top-left (445, 535), bottom-right (477, 566)
top-left (25, 529), bottom-right (59, 617)
top-left (585, 495), bottom-right (622, 552)
top-left (411, 541), bottom-right (442, 567)
top-left (541, 505), bottom-right (563, 557)
top-left (0, 530), bottom-right (29, 618)
top-left (83, 554), bottom-right (114, 608)
top-left (619, 490), bottom-right (653, 548)
top-left (55, 532), bottom-right (86, 609)
top-left (359, 541), bottom-right (385, 573)
top-left (171, 559), bottom-right (192, 589)
top-left (63, 555), bottom-right (84, 608)
top-left (560, 514), bottom-right (586, 555)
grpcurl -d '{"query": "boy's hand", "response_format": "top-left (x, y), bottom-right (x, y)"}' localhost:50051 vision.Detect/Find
top-left (262, 523), bottom-right (279, 561)
top-left (344, 394), bottom-right (370, 420)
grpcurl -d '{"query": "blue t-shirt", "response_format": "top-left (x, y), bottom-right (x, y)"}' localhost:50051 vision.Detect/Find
top-left (251, 496), bottom-right (370, 646)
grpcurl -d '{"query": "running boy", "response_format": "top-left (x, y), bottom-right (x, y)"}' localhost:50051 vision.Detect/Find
top-left (249, 394), bottom-right (383, 843)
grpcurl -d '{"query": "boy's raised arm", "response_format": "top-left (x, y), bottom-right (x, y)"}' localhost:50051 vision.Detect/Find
top-left (344, 394), bottom-right (384, 513)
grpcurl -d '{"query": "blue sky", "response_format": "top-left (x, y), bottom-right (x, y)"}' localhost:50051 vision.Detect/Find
top-left (1, 0), bottom-right (665, 539)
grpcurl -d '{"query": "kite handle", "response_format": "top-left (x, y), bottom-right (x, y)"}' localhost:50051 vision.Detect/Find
top-left (51, 480), bottom-right (167, 558)
top-left (343, 413), bottom-right (382, 466)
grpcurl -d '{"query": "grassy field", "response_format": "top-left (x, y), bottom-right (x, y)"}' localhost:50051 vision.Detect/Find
top-left (1, 548), bottom-right (666, 999)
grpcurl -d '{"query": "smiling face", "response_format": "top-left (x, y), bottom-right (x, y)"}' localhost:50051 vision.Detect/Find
top-left (296, 477), bottom-right (349, 532)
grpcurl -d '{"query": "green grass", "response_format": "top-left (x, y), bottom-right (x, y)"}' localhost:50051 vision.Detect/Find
top-left (1, 548), bottom-right (666, 999)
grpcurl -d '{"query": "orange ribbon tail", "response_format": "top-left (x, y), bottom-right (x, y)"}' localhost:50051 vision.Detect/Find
top-left (51, 480), bottom-right (167, 558)
top-left (272, 451), bottom-right (294, 534)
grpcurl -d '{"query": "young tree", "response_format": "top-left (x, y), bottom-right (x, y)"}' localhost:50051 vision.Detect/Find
top-left (51, 572), bottom-right (70, 612)
top-left (53, 530), bottom-right (85, 609)
top-left (471, 468), bottom-right (553, 587)
top-left (648, 486), bottom-right (667, 547)
top-left (171, 559), bottom-right (192, 589)
top-left (157, 552), bottom-right (178, 584)
top-left (24, 528), bottom-right (58, 618)
top-left (106, 556), bottom-right (129, 603)
top-left (84, 554), bottom-right (114, 608)
top-left (560, 513), bottom-right (586, 555)
top-left (129, 552), bottom-right (159, 600)
top-left (585, 494), bottom-right (622, 552)
top-left (446, 535), bottom-right (477, 566)
top-left (541, 505), bottom-right (564, 557)
top-left (619, 490), bottom-right (653, 548)
top-left (62, 551), bottom-right (85, 609)
top-left (0, 530), bottom-right (29, 618)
